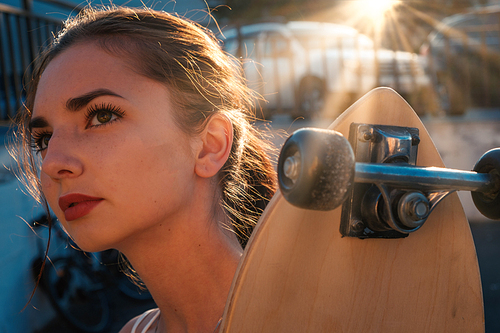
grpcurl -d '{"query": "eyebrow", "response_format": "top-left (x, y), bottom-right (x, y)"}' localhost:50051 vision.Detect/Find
top-left (29, 88), bottom-right (124, 131)
top-left (65, 88), bottom-right (123, 112)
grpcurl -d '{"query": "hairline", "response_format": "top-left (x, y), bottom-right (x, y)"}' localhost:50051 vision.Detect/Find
top-left (35, 36), bottom-right (207, 137)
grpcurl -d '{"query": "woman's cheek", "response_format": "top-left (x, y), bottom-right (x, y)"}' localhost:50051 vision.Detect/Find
top-left (40, 173), bottom-right (58, 210)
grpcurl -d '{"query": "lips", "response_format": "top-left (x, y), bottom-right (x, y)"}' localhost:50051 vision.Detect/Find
top-left (59, 193), bottom-right (104, 221)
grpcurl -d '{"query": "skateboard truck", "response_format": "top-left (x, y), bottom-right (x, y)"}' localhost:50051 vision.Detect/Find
top-left (278, 125), bottom-right (500, 239)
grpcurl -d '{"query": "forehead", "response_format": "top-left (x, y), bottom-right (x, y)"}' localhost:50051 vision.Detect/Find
top-left (33, 43), bottom-right (138, 114)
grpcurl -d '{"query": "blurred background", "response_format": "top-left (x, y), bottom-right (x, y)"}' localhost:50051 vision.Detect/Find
top-left (0, 0), bottom-right (499, 332)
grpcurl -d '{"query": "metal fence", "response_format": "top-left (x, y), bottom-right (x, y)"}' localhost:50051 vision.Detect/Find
top-left (0, 2), bottom-right (62, 122)
top-left (424, 7), bottom-right (500, 115)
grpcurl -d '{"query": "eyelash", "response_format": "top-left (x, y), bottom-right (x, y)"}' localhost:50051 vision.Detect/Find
top-left (30, 130), bottom-right (52, 153)
top-left (84, 103), bottom-right (125, 129)
top-left (30, 103), bottom-right (126, 153)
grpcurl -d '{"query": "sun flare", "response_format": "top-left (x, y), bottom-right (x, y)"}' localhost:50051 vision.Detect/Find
top-left (338, 0), bottom-right (403, 44)
top-left (355, 0), bottom-right (401, 24)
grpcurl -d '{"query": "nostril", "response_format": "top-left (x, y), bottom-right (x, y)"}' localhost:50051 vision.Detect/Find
top-left (57, 169), bottom-right (75, 176)
top-left (41, 150), bottom-right (83, 180)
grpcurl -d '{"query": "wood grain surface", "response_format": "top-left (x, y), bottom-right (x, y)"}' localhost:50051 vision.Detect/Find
top-left (221, 88), bottom-right (484, 332)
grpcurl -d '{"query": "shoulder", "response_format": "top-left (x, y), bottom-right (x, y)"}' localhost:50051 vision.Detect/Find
top-left (118, 308), bottom-right (160, 333)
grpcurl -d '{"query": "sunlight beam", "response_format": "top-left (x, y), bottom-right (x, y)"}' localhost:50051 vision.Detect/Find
top-left (355, 0), bottom-right (401, 24)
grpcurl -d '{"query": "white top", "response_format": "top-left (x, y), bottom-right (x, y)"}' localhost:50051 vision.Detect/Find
top-left (131, 308), bottom-right (160, 333)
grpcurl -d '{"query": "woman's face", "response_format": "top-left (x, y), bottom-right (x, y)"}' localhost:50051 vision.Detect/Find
top-left (31, 42), bottom-right (200, 252)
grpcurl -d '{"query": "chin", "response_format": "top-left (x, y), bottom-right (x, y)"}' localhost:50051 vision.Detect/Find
top-left (59, 217), bottom-right (124, 253)
top-left (66, 229), bottom-right (119, 253)
top-left (71, 239), bottom-right (112, 253)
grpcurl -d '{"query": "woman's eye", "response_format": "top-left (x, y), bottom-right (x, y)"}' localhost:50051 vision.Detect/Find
top-left (42, 135), bottom-right (50, 148)
top-left (85, 104), bottom-right (124, 128)
top-left (89, 110), bottom-right (118, 127)
top-left (31, 132), bottom-right (52, 152)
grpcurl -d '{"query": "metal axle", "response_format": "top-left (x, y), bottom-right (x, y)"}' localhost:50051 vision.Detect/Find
top-left (354, 163), bottom-right (498, 195)
top-left (282, 157), bottom-right (499, 195)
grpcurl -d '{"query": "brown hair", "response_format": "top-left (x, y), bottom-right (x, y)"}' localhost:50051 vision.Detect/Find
top-left (13, 7), bottom-right (276, 246)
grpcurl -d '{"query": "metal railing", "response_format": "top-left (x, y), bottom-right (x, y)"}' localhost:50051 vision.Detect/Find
top-left (426, 26), bottom-right (500, 114)
top-left (424, 8), bottom-right (500, 115)
top-left (0, 2), bottom-right (69, 122)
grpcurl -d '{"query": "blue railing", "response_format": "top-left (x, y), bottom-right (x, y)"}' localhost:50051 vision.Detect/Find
top-left (0, 1), bottom-right (80, 122)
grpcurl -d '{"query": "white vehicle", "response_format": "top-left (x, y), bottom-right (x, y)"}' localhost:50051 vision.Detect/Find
top-left (222, 21), bottom-right (430, 118)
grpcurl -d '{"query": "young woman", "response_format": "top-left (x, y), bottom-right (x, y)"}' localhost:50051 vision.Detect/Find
top-left (13, 6), bottom-right (276, 333)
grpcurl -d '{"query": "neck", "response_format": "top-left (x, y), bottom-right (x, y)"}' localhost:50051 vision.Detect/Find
top-left (117, 215), bottom-right (242, 333)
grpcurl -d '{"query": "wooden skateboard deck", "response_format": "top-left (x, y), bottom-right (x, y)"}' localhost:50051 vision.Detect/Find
top-left (220, 87), bottom-right (484, 332)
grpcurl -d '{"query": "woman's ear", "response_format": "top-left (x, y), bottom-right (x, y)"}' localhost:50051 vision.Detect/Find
top-left (194, 114), bottom-right (233, 178)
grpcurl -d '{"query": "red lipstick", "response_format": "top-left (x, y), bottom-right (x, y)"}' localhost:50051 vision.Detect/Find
top-left (59, 193), bottom-right (103, 222)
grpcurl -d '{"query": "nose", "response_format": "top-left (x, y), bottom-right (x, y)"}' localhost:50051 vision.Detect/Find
top-left (41, 131), bottom-right (84, 181)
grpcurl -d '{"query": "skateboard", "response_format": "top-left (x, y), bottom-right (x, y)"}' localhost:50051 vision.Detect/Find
top-left (220, 87), bottom-right (500, 332)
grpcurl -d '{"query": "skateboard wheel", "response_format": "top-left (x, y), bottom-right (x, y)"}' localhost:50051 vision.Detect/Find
top-left (278, 128), bottom-right (355, 211)
top-left (471, 148), bottom-right (500, 220)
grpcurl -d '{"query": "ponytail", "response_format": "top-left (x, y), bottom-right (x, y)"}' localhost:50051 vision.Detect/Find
top-left (221, 116), bottom-right (277, 247)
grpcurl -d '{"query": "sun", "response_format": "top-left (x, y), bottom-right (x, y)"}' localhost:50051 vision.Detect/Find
top-left (355, 0), bottom-right (401, 24)
top-left (338, 0), bottom-right (402, 41)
